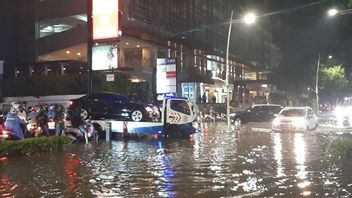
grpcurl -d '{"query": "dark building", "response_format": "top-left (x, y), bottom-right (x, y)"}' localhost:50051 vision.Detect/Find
top-left (0, 0), bottom-right (274, 105)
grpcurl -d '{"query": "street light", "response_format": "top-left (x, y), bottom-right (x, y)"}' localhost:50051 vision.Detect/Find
top-left (243, 13), bottom-right (257, 25)
top-left (328, 8), bottom-right (338, 17)
top-left (224, 11), bottom-right (256, 128)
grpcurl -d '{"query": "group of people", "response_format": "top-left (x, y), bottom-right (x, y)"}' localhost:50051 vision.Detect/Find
top-left (2, 102), bottom-right (66, 140)
top-left (1, 102), bottom-right (95, 144)
top-left (198, 93), bottom-right (217, 104)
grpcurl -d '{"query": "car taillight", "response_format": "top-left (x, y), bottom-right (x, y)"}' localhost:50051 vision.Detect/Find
top-left (1, 129), bottom-right (9, 135)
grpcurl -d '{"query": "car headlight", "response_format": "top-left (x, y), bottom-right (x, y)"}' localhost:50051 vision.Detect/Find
top-left (292, 118), bottom-right (306, 128)
top-left (121, 108), bottom-right (129, 112)
top-left (145, 106), bottom-right (153, 112)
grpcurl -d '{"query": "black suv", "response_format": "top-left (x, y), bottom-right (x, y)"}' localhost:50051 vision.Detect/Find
top-left (230, 104), bottom-right (283, 124)
top-left (67, 93), bottom-right (160, 122)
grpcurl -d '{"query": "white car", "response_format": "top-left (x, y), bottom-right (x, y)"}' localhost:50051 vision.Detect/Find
top-left (272, 106), bottom-right (318, 132)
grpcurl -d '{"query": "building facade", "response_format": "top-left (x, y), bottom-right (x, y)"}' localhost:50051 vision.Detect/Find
top-left (0, 0), bottom-right (273, 105)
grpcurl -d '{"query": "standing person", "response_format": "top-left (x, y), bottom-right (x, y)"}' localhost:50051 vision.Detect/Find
top-left (202, 92), bottom-right (207, 104)
top-left (197, 95), bottom-right (202, 103)
top-left (36, 105), bottom-right (49, 136)
top-left (54, 104), bottom-right (65, 136)
top-left (212, 95), bottom-right (216, 103)
top-left (17, 104), bottom-right (27, 122)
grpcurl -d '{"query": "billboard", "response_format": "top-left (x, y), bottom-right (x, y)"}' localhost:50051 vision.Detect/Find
top-left (156, 58), bottom-right (177, 94)
top-left (92, 0), bottom-right (120, 40)
top-left (92, 44), bottom-right (118, 70)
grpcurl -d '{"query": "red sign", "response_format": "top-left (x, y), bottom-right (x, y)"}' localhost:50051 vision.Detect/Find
top-left (166, 71), bottom-right (176, 78)
top-left (92, 0), bottom-right (120, 40)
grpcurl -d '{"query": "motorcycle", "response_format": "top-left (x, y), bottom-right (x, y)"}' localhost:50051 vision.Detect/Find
top-left (64, 121), bottom-right (99, 142)
top-left (0, 126), bottom-right (21, 141)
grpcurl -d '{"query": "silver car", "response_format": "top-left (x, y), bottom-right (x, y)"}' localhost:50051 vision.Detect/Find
top-left (272, 106), bottom-right (318, 132)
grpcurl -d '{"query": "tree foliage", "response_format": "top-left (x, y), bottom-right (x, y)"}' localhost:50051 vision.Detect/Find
top-left (318, 65), bottom-right (349, 103)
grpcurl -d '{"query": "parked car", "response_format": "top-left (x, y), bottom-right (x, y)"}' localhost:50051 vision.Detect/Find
top-left (67, 93), bottom-right (160, 122)
top-left (230, 104), bottom-right (283, 125)
top-left (272, 106), bottom-right (318, 132)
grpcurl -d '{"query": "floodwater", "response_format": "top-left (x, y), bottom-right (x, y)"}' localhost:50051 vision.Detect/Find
top-left (1, 122), bottom-right (352, 197)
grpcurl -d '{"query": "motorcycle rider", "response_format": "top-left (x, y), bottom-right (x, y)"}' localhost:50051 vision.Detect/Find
top-left (5, 102), bottom-right (26, 140)
top-left (67, 107), bottom-right (88, 144)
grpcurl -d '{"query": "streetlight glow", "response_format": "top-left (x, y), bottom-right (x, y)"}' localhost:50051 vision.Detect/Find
top-left (243, 13), bottom-right (256, 24)
top-left (328, 8), bottom-right (338, 17)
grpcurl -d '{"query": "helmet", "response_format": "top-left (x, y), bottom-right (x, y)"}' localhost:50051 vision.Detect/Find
top-left (49, 104), bottom-right (55, 110)
top-left (10, 102), bottom-right (20, 114)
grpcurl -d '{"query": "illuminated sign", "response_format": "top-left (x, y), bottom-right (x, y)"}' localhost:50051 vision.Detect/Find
top-left (156, 58), bottom-right (177, 94)
top-left (92, 44), bottom-right (118, 70)
top-left (92, 0), bottom-right (120, 40)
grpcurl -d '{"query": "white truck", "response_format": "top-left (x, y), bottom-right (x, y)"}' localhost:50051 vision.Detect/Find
top-left (91, 97), bottom-right (199, 139)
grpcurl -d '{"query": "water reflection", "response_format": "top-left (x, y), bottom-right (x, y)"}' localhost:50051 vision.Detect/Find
top-left (3, 123), bottom-right (352, 197)
top-left (273, 133), bottom-right (285, 178)
top-left (0, 175), bottom-right (17, 198)
top-left (294, 133), bottom-right (307, 180)
top-left (64, 154), bottom-right (81, 191)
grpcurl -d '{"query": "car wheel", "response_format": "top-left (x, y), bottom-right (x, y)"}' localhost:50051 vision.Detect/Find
top-left (131, 110), bottom-right (143, 122)
top-left (80, 108), bottom-right (90, 120)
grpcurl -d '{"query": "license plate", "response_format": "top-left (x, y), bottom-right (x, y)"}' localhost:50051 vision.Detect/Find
top-left (48, 122), bottom-right (55, 130)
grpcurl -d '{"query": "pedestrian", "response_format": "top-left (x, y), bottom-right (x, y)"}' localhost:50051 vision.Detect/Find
top-left (197, 95), bottom-right (202, 103)
top-left (202, 92), bottom-right (207, 103)
top-left (54, 104), bottom-right (65, 136)
top-left (212, 95), bottom-right (216, 103)
top-left (17, 103), bottom-right (27, 122)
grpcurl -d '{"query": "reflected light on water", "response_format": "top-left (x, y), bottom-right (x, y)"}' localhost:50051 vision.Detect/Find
top-left (294, 133), bottom-right (307, 180)
top-left (153, 140), bottom-right (176, 198)
top-left (0, 176), bottom-right (17, 198)
top-left (273, 133), bottom-right (285, 178)
top-left (64, 154), bottom-right (81, 190)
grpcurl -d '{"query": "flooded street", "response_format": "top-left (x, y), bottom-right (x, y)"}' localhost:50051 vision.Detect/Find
top-left (1, 122), bottom-right (352, 197)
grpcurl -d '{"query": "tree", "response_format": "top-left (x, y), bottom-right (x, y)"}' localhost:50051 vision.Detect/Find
top-left (318, 65), bottom-right (349, 104)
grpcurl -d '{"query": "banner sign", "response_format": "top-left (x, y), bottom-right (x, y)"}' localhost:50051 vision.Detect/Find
top-left (156, 58), bottom-right (176, 94)
top-left (92, 44), bottom-right (118, 70)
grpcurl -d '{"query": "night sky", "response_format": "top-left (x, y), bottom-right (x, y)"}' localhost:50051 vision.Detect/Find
top-left (268, 0), bottom-right (351, 67)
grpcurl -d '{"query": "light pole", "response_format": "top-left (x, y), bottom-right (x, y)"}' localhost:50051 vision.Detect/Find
top-left (225, 11), bottom-right (234, 128)
top-left (224, 11), bottom-right (256, 128)
top-left (315, 53), bottom-right (321, 112)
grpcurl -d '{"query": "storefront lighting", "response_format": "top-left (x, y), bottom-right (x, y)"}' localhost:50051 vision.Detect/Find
top-left (126, 42), bottom-right (129, 45)
top-left (130, 78), bottom-right (145, 83)
top-left (66, 50), bottom-right (70, 54)
top-left (95, 43), bottom-right (99, 46)
top-left (137, 45), bottom-right (140, 48)
top-left (77, 52), bottom-right (81, 56)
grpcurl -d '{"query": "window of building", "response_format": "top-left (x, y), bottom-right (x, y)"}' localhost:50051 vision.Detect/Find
top-left (132, 0), bottom-right (156, 21)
